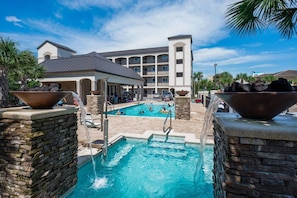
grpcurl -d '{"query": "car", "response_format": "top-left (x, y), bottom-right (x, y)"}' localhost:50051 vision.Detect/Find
top-left (161, 91), bottom-right (173, 101)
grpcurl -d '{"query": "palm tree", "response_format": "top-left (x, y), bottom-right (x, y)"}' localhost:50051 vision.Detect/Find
top-left (235, 73), bottom-right (248, 83)
top-left (218, 72), bottom-right (234, 89)
top-left (0, 37), bottom-right (19, 107)
top-left (192, 72), bottom-right (203, 97)
top-left (13, 50), bottom-right (45, 90)
top-left (225, 0), bottom-right (297, 38)
top-left (192, 71), bottom-right (203, 98)
top-left (261, 74), bottom-right (277, 84)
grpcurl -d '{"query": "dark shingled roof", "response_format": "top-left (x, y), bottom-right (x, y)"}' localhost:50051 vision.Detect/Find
top-left (40, 52), bottom-right (144, 81)
top-left (274, 70), bottom-right (297, 77)
top-left (168, 34), bottom-right (192, 42)
top-left (98, 46), bottom-right (168, 57)
top-left (37, 40), bottom-right (77, 53)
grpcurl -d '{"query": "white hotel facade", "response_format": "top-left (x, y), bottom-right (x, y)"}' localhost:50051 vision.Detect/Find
top-left (37, 35), bottom-right (193, 101)
top-left (98, 34), bottom-right (193, 98)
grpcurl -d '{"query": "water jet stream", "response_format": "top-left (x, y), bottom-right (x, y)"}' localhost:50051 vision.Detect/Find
top-left (194, 95), bottom-right (220, 196)
top-left (72, 92), bottom-right (98, 179)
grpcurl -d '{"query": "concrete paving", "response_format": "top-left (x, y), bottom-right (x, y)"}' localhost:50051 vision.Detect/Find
top-left (76, 101), bottom-right (207, 147)
top-left (75, 100), bottom-right (208, 165)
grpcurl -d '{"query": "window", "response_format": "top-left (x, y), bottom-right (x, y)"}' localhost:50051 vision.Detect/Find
top-left (176, 47), bottom-right (183, 52)
top-left (176, 59), bottom-right (183, 64)
top-left (176, 72), bottom-right (183, 77)
top-left (134, 67), bottom-right (140, 72)
top-left (129, 57), bottom-right (140, 64)
top-left (162, 66), bottom-right (168, 71)
top-left (162, 78), bottom-right (168, 83)
top-left (44, 55), bottom-right (50, 60)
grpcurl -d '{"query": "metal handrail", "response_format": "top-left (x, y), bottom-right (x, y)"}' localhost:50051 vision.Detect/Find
top-left (163, 110), bottom-right (172, 134)
top-left (107, 101), bottom-right (114, 110)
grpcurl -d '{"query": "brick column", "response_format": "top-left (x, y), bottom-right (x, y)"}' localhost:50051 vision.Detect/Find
top-left (0, 107), bottom-right (78, 197)
top-left (175, 96), bottom-right (190, 120)
top-left (87, 95), bottom-right (104, 115)
top-left (213, 113), bottom-right (297, 197)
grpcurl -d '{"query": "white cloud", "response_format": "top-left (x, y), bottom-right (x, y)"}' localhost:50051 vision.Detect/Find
top-left (249, 64), bottom-right (277, 69)
top-left (57, 0), bottom-right (132, 10)
top-left (14, 0), bottom-right (236, 53)
top-left (194, 47), bottom-right (239, 62)
top-left (5, 16), bottom-right (21, 23)
top-left (5, 16), bottom-right (23, 27)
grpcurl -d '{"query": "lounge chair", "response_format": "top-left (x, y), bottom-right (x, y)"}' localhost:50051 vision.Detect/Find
top-left (80, 112), bottom-right (101, 130)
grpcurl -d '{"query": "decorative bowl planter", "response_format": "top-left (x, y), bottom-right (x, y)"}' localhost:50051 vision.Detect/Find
top-left (10, 91), bottom-right (71, 109)
top-left (216, 92), bottom-right (297, 120)
top-left (176, 90), bottom-right (189, 96)
top-left (90, 91), bottom-right (101, 95)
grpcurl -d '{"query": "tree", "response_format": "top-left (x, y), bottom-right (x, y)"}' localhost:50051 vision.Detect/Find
top-left (225, 0), bottom-right (297, 39)
top-left (235, 73), bottom-right (248, 83)
top-left (217, 72), bottom-right (233, 89)
top-left (192, 71), bottom-right (203, 97)
top-left (0, 37), bottom-right (19, 107)
top-left (10, 50), bottom-right (45, 90)
top-left (261, 74), bottom-right (277, 84)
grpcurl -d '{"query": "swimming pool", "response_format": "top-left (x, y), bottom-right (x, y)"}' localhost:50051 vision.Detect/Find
top-left (107, 103), bottom-right (175, 118)
top-left (66, 135), bottom-right (214, 197)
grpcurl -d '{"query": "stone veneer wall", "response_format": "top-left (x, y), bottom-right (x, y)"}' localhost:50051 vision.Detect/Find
top-left (213, 113), bottom-right (297, 197)
top-left (0, 107), bottom-right (78, 198)
top-left (87, 95), bottom-right (104, 115)
top-left (175, 96), bottom-right (190, 120)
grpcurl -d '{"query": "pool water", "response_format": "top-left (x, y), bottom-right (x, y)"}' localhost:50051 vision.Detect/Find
top-left (66, 136), bottom-right (214, 198)
top-left (107, 103), bottom-right (175, 118)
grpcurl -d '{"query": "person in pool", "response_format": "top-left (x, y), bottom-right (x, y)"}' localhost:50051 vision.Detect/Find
top-left (148, 106), bottom-right (153, 112)
top-left (160, 106), bottom-right (169, 113)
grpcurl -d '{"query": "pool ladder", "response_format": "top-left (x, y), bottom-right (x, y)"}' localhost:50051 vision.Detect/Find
top-left (107, 101), bottom-right (114, 110)
top-left (163, 110), bottom-right (172, 134)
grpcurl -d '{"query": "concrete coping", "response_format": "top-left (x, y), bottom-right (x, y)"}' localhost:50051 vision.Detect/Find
top-left (214, 112), bottom-right (297, 141)
top-left (0, 106), bottom-right (78, 120)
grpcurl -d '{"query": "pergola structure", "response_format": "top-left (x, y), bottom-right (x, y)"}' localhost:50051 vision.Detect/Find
top-left (39, 52), bottom-right (144, 104)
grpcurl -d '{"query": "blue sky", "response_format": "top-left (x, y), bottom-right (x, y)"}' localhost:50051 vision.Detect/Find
top-left (1, 0), bottom-right (297, 79)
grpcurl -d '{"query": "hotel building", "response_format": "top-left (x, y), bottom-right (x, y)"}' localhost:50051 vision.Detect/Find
top-left (98, 34), bottom-right (193, 98)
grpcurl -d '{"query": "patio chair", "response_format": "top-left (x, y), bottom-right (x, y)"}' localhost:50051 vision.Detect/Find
top-left (80, 112), bottom-right (101, 130)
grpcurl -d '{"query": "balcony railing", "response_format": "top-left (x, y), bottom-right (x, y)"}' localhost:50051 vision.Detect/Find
top-left (157, 82), bottom-right (169, 86)
top-left (157, 71), bottom-right (169, 75)
top-left (143, 71), bottom-right (155, 76)
top-left (145, 83), bottom-right (155, 86)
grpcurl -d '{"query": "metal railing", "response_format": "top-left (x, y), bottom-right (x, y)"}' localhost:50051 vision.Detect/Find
top-left (107, 101), bottom-right (114, 110)
top-left (163, 110), bottom-right (172, 134)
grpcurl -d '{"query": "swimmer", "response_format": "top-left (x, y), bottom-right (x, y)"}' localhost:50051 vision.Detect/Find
top-left (148, 106), bottom-right (153, 112)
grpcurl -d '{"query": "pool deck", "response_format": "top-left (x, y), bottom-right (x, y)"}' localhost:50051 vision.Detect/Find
top-left (76, 100), bottom-right (208, 165)
top-left (76, 100), bottom-right (297, 165)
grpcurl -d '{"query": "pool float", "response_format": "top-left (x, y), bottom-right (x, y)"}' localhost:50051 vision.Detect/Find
top-left (159, 109), bottom-right (169, 114)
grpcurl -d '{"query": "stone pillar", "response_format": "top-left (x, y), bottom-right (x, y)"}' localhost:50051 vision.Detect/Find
top-left (0, 107), bottom-right (78, 197)
top-left (213, 113), bottom-right (297, 197)
top-left (86, 95), bottom-right (104, 115)
top-left (175, 96), bottom-right (190, 120)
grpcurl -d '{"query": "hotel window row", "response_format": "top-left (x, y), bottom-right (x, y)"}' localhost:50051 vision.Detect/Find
top-left (98, 35), bottom-right (192, 98)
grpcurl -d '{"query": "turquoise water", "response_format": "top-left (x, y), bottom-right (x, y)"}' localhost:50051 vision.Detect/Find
top-left (66, 136), bottom-right (214, 198)
top-left (107, 103), bottom-right (175, 118)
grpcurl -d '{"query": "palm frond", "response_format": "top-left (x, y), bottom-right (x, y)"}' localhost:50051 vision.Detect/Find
top-left (226, 0), bottom-right (265, 36)
top-left (271, 7), bottom-right (297, 38)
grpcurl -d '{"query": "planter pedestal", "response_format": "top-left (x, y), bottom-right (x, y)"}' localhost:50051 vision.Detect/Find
top-left (213, 113), bottom-right (297, 197)
top-left (0, 107), bottom-right (78, 197)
